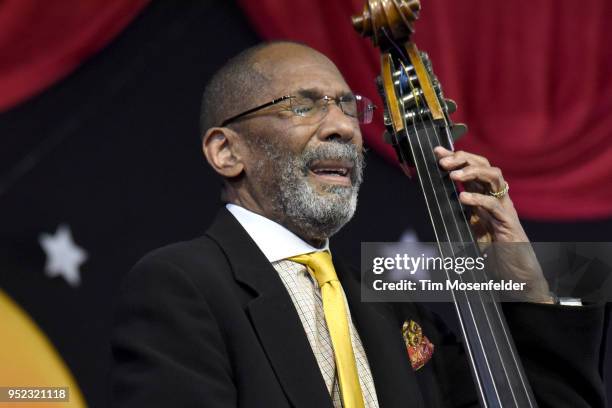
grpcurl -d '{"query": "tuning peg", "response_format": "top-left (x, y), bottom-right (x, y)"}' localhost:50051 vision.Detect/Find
top-left (444, 98), bottom-right (457, 114)
top-left (383, 113), bottom-right (393, 126)
top-left (397, 0), bottom-right (421, 26)
top-left (451, 123), bottom-right (468, 142)
top-left (407, 0), bottom-right (421, 13)
top-left (420, 52), bottom-right (433, 72)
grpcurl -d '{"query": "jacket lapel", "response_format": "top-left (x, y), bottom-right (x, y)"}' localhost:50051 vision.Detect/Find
top-left (335, 259), bottom-right (426, 408)
top-left (206, 209), bottom-right (333, 408)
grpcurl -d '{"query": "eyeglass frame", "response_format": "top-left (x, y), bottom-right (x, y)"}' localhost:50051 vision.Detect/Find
top-left (219, 93), bottom-right (375, 127)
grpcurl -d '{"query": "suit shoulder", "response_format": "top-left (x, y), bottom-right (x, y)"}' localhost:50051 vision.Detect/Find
top-left (137, 235), bottom-right (225, 267)
top-left (124, 235), bottom-right (230, 291)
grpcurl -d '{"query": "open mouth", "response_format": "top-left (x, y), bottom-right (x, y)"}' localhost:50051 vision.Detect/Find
top-left (308, 159), bottom-right (354, 186)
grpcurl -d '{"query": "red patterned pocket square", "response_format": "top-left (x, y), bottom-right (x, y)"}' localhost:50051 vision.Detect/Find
top-left (402, 320), bottom-right (434, 370)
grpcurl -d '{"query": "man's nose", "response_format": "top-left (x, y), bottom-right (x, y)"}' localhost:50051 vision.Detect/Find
top-left (318, 103), bottom-right (360, 143)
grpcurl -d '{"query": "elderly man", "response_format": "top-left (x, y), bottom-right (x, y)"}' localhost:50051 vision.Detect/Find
top-left (111, 42), bottom-right (606, 407)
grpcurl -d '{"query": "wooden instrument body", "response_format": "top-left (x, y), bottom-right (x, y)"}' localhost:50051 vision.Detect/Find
top-left (353, 2), bottom-right (538, 407)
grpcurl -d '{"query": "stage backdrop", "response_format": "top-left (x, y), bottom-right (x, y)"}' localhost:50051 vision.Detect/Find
top-left (240, 0), bottom-right (612, 220)
top-left (0, 1), bottom-right (610, 407)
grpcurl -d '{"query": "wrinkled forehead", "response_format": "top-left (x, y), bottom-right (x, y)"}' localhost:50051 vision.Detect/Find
top-left (252, 46), bottom-right (351, 99)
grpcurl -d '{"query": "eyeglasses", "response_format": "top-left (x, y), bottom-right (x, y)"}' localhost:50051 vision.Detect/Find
top-left (220, 93), bottom-right (376, 127)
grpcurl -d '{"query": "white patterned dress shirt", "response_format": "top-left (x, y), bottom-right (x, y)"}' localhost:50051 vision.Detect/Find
top-left (227, 204), bottom-right (379, 408)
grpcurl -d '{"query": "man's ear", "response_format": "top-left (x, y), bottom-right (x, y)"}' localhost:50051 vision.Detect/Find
top-left (202, 127), bottom-right (244, 178)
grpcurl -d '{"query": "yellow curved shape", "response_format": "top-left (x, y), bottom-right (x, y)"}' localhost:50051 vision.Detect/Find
top-left (0, 289), bottom-right (86, 407)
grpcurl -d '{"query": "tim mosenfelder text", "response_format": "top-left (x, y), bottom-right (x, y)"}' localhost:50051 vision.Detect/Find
top-left (370, 253), bottom-right (526, 293)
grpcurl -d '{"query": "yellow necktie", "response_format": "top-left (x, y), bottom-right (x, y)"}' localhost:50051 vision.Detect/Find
top-left (288, 251), bottom-right (365, 408)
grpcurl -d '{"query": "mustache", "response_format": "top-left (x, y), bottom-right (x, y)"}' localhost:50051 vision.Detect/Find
top-left (300, 141), bottom-right (364, 185)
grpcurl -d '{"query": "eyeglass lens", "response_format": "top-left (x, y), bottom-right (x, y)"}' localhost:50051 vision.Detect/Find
top-left (289, 95), bottom-right (374, 124)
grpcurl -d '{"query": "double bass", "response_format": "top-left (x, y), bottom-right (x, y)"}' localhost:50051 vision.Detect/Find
top-left (351, 1), bottom-right (538, 407)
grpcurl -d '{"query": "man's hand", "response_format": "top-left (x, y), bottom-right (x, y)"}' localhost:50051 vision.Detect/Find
top-left (434, 146), bottom-right (553, 303)
top-left (434, 146), bottom-right (527, 243)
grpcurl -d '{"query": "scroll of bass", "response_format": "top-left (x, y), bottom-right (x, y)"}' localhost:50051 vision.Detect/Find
top-left (352, 1), bottom-right (538, 407)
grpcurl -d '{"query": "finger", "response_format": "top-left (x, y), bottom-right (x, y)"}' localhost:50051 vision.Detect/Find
top-left (464, 180), bottom-right (487, 195)
top-left (450, 166), bottom-right (505, 192)
top-left (437, 149), bottom-right (490, 171)
top-left (433, 146), bottom-right (453, 158)
top-left (469, 211), bottom-right (494, 243)
top-left (459, 191), bottom-right (508, 221)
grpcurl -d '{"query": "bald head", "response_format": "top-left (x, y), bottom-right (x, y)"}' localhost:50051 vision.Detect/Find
top-left (200, 41), bottom-right (364, 244)
top-left (199, 41), bottom-right (342, 135)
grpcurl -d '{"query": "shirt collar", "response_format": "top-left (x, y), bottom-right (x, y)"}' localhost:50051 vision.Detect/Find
top-left (226, 203), bottom-right (329, 263)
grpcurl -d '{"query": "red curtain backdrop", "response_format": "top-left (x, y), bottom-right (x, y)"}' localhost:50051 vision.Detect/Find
top-left (0, 0), bottom-right (148, 112)
top-left (238, 0), bottom-right (612, 221)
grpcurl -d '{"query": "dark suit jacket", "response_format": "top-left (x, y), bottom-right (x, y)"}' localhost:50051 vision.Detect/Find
top-left (111, 209), bottom-right (608, 407)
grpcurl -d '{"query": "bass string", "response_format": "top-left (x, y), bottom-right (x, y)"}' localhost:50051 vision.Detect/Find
top-left (379, 31), bottom-right (492, 390)
top-left (395, 58), bottom-right (503, 408)
top-left (380, 26), bottom-right (497, 403)
top-left (400, 53), bottom-right (535, 408)
top-left (381, 26), bottom-right (533, 407)
top-left (424, 109), bottom-right (536, 408)
top-left (407, 67), bottom-right (528, 407)
top-left (405, 45), bottom-right (534, 408)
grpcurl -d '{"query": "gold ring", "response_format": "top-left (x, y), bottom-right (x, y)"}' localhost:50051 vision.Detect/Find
top-left (489, 182), bottom-right (509, 199)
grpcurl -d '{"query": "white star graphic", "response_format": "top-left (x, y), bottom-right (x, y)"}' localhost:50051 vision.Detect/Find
top-left (39, 224), bottom-right (88, 287)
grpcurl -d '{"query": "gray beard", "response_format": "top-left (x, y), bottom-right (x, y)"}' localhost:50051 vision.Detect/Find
top-left (256, 141), bottom-right (364, 242)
